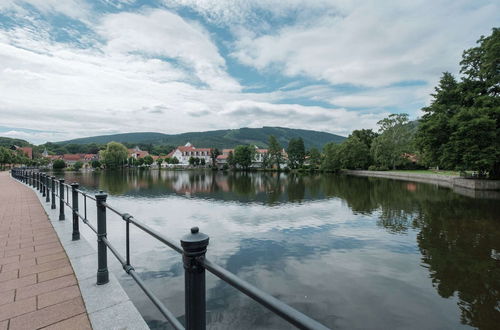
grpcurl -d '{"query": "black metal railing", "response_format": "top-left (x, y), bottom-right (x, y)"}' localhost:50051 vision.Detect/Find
top-left (10, 168), bottom-right (329, 330)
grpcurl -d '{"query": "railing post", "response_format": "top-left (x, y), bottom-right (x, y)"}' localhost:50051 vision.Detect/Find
top-left (42, 174), bottom-right (46, 197)
top-left (96, 191), bottom-right (109, 285)
top-left (181, 227), bottom-right (209, 330)
top-left (71, 183), bottom-right (80, 240)
top-left (51, 177), bottom-right (56, 209)
top-left (30, 171), bottom-right (33, 187)
top-left (45, 174), bottom-right (50, 203)
top-left (59, 179), bottom-right (65, 220)
top-left (36, 172), bottom-right (40, 191)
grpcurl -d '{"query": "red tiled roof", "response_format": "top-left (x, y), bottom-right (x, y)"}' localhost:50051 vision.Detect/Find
top-left (18, 147), bottom-right (33, 159)
top-left (63, 154), bottom-right (82, 161)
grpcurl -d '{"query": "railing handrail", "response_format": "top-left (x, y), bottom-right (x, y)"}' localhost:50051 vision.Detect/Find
top-left (10, 168), bottom-right (330, 330)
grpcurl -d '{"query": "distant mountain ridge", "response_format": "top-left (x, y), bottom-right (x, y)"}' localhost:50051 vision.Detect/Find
top-left (58, 127), bottom-right (345, 149)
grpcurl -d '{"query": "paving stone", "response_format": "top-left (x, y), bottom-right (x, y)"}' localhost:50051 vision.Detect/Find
top-left (0, 290), bottom-right (14, 306)
top-left (0, 297), bottom-right (36, 321)
top-left (38, 285), bottom-right (82, 309)
top-left (16, 274), bottom-right (76, 300)
top-left (40, 313), bottom-right (92, 330)
top-left (38, 265), bottom-right (74, 282)
top-left (0, 274), bottom-right (36, 293)
top-left (0, 269), bottom-right (18, 283)
top-left (9, 297), bottom-right (86, 330)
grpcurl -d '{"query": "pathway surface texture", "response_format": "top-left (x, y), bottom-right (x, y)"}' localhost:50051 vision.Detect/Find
top-left (0, 171), bottom-right (92, 330)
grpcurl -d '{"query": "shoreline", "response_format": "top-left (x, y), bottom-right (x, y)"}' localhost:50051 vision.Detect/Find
top-left (343, 170), bottom-right (500, 199)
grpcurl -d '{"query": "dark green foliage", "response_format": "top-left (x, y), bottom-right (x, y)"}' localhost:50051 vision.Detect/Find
top-left (73, 161), bottom-right (83, 171)
top-left (307, 148), bottom-right (322, 168)
top-left (91, 160), bottom-right (101, 169)
top-left (417, 28), bottom-right (500, 177)
top-left (0, 137), bottom-right (31, 148)
top-left (143, 155), bottom-right (154, 166)
top-left (321, 142), bottom-right (341, 172)
top-left (99, 142), bottom-right (128, 168)
top-left (371, 114), bottom-right (415, 170)
top-left (233, 145), bottom-right (255, 170)
top-left (338, 136), bottom-right (371, 169)
top-left (55, 127), bottom-right (345, 150)
top-left (268, 135), bottom-right (283, 168)
top-left (52, 159), bottom-right (66, 169)
top-left (287, 138), bottom-right (305, 169)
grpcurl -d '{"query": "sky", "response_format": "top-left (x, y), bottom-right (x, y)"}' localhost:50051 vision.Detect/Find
top-left (0, 0), bottom-right (498, 144)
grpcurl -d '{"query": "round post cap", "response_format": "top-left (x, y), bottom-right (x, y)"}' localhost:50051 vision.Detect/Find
top-left (181, 227), bottom-right (209, 252)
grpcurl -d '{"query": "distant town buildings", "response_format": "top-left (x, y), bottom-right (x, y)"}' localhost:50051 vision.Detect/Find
top-left (166, 143), bottom-right (212, 166)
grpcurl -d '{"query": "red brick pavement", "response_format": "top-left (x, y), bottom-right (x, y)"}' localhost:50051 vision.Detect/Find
top-left (0, 172), bottom-right (91, 330)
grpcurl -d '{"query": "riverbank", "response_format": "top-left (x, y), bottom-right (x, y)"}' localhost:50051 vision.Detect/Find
top-left (344, 170), bottom-right (500, 198)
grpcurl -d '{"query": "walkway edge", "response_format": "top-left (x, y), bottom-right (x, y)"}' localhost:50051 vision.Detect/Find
top-left (32, 183), bottom-right (150, 330)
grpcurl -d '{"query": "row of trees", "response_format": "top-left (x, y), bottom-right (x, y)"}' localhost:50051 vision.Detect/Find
top-left (321, 28), bottom-right (499, 178)
top-left (321, 114), bottom-right (417, 172)
top-left (416, 28), bottom-right (499, 178)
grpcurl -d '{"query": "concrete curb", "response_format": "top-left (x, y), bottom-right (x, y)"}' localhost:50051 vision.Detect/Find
top-left (33, 188), bottom-right (150, 330)
top-left (344, 170), bottom-right (500, 199)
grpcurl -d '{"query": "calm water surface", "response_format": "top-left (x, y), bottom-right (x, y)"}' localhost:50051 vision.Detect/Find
top-left (57, 170), bottom-right (500, 330)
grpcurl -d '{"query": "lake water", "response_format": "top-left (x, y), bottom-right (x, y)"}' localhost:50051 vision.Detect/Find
top-left (56, 170), bottom-right (500, 330)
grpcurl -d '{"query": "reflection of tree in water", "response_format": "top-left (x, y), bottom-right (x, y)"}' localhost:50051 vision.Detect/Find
top-left (336, 178), bottom-right (500, 329)
top-left (415, 198), bottom-right (500, 329)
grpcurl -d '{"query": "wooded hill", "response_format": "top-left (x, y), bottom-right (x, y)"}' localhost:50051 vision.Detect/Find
top-left (57, 127), bottom-right (345, 150)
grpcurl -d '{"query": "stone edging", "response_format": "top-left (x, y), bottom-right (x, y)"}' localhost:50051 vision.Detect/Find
top-left (343, 170), bottom-right (500, 199)
top-left (34, 190), bottom-right (150, 330)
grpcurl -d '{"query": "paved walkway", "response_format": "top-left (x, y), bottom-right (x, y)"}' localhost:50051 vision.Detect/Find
top-left (0, 171), bottom-right (92, 330)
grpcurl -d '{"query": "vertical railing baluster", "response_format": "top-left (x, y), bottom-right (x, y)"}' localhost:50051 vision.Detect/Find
top-left (71, 183), bottom-right (80, 240)
top-left (59, 179), bottom-right (65, 220)
top-left (84, 194), bottom-right (87, 220)
top-left (42, 173), bottom-right (46, 197)
top-left (45, 174), bottom-right (50, 203)
top-left (96, 191), bottom-right (109, 285)
top-left (51, 177), bottom-right (56, 209)
top-left (181, 227), bottom-right (209, 330)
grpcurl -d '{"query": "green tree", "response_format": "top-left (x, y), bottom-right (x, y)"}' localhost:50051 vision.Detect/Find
top-left (321, 143), bottom-right (341, 172)
top-left (234, 145), bottom-right (255, 170)
top-left (156, 158), bottom-right (164, 167)
top-left (350, 129), bottom-right (378, 150)
top-left (91, 160), bottom-right (101, 169)
top-left (307, 148), bottom-right (322, 168)
top-left (210, 148), bottom-right (220, 166)
top-left (189, 156), bottom-right (196, 166)
top-left (416, 72), bottom-right (461, 168)
top-left (227, 151), bottom-right (236, 168)
top-left (99, 142), bottom-right (128, 168)
top-left (171, 157), bottom-right (179, 165)
top-left (143, 155), bottom-right (154, 166)
top-left (52, 159), bottom-right (66, 170)
top-left (73, 161), bottom-right (83, 171)
top-left (268, 135), bottom-right (283, 169)
top-left (416, 28), bottom-right (500, 177)
top-left (287, 138), bottom-right (306, 169)
top-left (371, 114), bottom-right (414, 170)
top-left (338, 137), bottom-right (371, 169)
top-left (137, 157), bottom-right (145, 166)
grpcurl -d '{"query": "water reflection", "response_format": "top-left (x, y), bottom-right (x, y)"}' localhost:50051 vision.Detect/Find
top-left (58, 170), bottom-right (500, 329)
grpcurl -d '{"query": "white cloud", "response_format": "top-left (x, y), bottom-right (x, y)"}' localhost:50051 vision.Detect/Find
top-left (230, 0), bottom-right (499, 87)
top-left (0, 0), bottom-right (90, 20)
top-left (98, 9), bottom-right (241, 92)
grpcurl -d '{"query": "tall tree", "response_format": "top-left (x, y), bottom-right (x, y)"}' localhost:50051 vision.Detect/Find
top-left (307, 148), bottom-right (322, 168)
top-left (321, 142), bottom-right (341, 172)
top-left (234, 145), bottom-right (255, 170)
top-left (287, 138), bottom-right (306, 169)
top-left (371, 114), bottom-right (414, 170)
top-left (268, 135), bottom-right (283, 169)
top-left (416, 72), bottom-right (461, 168)
top-left (338, 137), bottom-right (371, 170)
top-left (99, 142), bottom-right (128, 168)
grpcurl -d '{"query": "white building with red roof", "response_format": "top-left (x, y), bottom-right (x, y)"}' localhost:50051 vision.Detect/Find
top-left (166, 142), bottom-right (213, 165)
